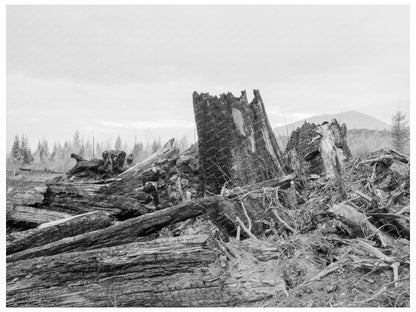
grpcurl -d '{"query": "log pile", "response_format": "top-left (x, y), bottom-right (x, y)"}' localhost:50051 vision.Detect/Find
top-left (67, 149), bottom-right (128, 180)
top-left (6, 90), bottom-right (410, 307)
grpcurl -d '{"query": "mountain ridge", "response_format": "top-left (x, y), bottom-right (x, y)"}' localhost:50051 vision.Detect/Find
top-left (274, 111), bottom-right (390, 136)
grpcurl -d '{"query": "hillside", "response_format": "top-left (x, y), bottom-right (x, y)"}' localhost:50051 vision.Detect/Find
top-left (274, 111), bottom-right (390, 136)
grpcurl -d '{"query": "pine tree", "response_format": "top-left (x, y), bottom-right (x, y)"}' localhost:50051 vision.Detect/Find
top-left (114, 135), bottom-right (122, 151)
top-left (50, 142), bottom-right (58, 161)
top-left (84, 139), bottom-right (93, 159)
top-left (73, 130), bottom-right (81, 154)
top-left (151, 137), bottom-right (162, 153)
top-left (391, 111), bottom-right (409, 153)
top-left (20, 135), bottom-right (33, 164)
top-left (10, 135), bottom-right (21, 162)
top-left (132, 141), bottom-right (144, 160)
top-left (42, 139), bottom-right (49, 160)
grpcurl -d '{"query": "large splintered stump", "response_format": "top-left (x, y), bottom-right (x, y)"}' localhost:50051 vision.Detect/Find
top-left (285, 119), bottom-right (352, 179)
top-left (193, 89), bottom-right (285, 194)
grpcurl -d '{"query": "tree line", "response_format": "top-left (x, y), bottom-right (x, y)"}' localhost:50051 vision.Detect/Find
top-left (7, 130), bottom-right (190, 172)
top-left (8, 111), bottom-right (409, 171)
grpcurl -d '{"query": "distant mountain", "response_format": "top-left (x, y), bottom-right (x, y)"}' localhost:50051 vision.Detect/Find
top-left (274, 111), bottom-right (390, 137)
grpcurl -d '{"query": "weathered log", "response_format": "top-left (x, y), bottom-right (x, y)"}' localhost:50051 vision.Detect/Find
top-left (7, 139), bottom-right (197, 233)
top-left (119, 138), bottom-right (179, 179)
top-left (7, 178), bottom-right (47, 207)
top-left (67, 150), bottom-right (127, 180)
top-left (7, 211), bottom-right (115, 255)
top-left (6, 235), bottom-right (219, 307)
top-left (7, 234), bottom-right (287, 307)
top-left (6, 205), bottom-right (73, 226)
top-left (193, 90), bottom-right (285, 195)
top-left (6, 196), bottom-right (234, 262)
top-left (6, 178), bottom-right (74, 226)
top-left (225, 173), bottom-right (296, 196)
top-left (67, 154), bottom-right (103, 178)
top-left (40, 182), bottom-right (152, 218)
top-left (329, 203), bottom-right (392, 247)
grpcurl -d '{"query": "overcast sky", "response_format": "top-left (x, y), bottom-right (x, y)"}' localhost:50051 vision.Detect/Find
top-left (6, 5), bottom-right (409, 150)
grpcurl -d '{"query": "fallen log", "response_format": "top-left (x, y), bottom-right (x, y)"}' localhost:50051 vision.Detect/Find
top-left (6, 196), bottom-right (233, 262)
top-left (8, 139), bottom-right (198, 233)
top-left (119, 138), bottom-right (179, 180)
top-left (7, 235), bottom-right (219, 307)
top-left (67, 150), bottom-right (127, 180)
top-left (329, 203), bottom-right (392, 247)
top-left (41, 182), bottom-right (152, 218)
top-left (7, 205), bottom-right (73, 225)
top-left (6, 234), bottom-right (287, 307)
top-left (225, 173), bottom-right (296, 197)
top-left (7, 211), bottom-right (116, 255)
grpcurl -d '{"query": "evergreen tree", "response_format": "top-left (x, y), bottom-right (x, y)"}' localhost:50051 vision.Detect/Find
top-left (20, 135), bottom-right (33, 164)
top-left (10, 135), bottom-right (21, 162)
top-left (114, 135), bottom-right (122, 151)
top-left (84, 139), bottom-right (93, 159)
top-left (391, 111), bottom-right (409, 153)
top-left (132, 141), bottom-right (144, 160)
top-left (41, 139), bottom-right (49, 160)
top-left (50, 142), bottom-right (58, 161)
top-left (73, 130), bottom-right (81, 153)
top-left (151, 137), bottom-right (162, 153)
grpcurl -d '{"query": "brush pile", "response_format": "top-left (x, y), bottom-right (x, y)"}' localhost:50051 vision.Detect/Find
top-left (6, 90), bottom-right (410, 307)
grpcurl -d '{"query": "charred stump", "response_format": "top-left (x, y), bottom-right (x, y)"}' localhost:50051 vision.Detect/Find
top-left (193, 89), bottom-right (285, 195)
top-left (285, 119), bottom-right (352, 179)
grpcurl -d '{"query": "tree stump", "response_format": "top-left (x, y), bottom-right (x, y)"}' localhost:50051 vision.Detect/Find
top-left (285, 119), bottom-right (352, 178)
top-left (193, 89), bottom-right (285, 195)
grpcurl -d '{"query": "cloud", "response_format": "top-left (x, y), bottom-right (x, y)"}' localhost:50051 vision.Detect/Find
top-left (6, 6), bottom-right (409, 150)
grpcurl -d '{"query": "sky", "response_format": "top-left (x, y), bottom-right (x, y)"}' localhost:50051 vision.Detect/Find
top-left (6, 5), bottom-right (410, 150)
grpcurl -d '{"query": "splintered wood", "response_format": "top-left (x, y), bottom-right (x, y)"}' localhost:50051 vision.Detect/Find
top-left (6, 90), bottom-right (410, 307)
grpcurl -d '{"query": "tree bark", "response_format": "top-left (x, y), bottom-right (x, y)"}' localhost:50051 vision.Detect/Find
top-left (7, 234), bottom-right (287, 307)
top-left (285, 119), bottom-right (352, 178)
top-left (7, 211), bottom-right (115, 255)
top-left (7, 205), bottom-right (73, 225)
top-left (193, 90), bottom-right (285, 195)
top-left (6, 196), bottom-right (232, 262)
top-left (67, 150), bottom-right (127, 180)
top-left (329, 203), bottom-right (392, 247)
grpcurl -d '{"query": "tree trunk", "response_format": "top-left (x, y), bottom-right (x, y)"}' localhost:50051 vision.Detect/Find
top-left (193, 90), bottom-right (285, 195)
top-left (329, 203), bottom-right (392, 247)
top-left (7, 211), bottom-right (115, 255)
top-left (7, 205), bottom-right (73, 225)
top-left (6, 196), bottom-right (233, 262)
top-left (40, 182), bottom-right (152, 218)
top-left (7, 235), bottom-right (286, 307)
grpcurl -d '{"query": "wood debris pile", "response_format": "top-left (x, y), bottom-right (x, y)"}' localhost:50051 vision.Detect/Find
top-left (6, 90), bottom-right (410, 307)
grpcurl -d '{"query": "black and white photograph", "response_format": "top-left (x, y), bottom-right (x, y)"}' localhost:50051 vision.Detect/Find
top-left (3, 2), bottom-right (413, 308)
